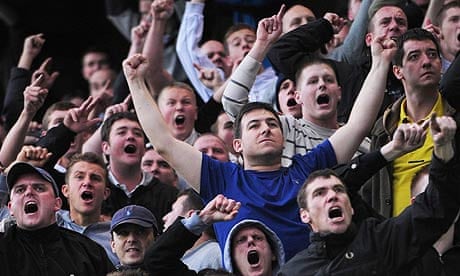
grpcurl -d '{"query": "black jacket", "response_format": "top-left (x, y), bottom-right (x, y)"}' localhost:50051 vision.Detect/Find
top-left (144, 218), bottom-right (200, 276)
top-left (105, 176), bottom-right (178, 231)
top-left (279, 155), bottom-right (460, 276)
top-left (0, 223), bottom-right (114, 275)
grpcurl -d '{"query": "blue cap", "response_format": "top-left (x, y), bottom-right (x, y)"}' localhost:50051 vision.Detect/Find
top-left (110, 205), bottom-right (158, 234)
top-left (7, 162), bottom-right (60, 197)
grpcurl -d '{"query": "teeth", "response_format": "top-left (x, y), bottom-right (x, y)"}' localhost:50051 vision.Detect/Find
top-left (175, 115), bottom-right (185, 125)
top-left (24, 202), bottom-right (38, 214)
top-left (247, 250), bottom-right (259, 265)
top-left (329, 207), bottom-right (342, 219)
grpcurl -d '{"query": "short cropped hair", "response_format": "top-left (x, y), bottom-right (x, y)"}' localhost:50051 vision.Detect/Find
top-left (233, 102), bottom-right (282, 139)
top-left (297, 169), bottom-right (343, 209)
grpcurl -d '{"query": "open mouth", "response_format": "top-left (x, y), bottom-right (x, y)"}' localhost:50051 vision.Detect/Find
top-left (247, 250), bottom-right (259, 265)
top-left (24, 202), bottom-right (38, 214)
top-left (175, 115), bottom-right (185, 125)
top-left (286, 98), bottom-right (297, 107)
top-left (457, 33), bottom-right (460, 42)
top-left (317, 94), bottom-right (330, 105)
top-left (124, 144), bottom-right (137, 154)
top-left (81, 191), bottom-right (94, 201)
top-left (126, 247), bottom-right (140, 253)
top-left (328, 207), bottom-right (343, 219)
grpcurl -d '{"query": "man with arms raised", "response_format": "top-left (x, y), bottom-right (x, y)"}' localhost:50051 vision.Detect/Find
top-left (123, 6), bottom-right (397, 260)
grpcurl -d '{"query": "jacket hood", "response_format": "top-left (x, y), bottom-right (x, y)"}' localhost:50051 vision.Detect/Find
top-left (223, 219), bottom-right (285, 275)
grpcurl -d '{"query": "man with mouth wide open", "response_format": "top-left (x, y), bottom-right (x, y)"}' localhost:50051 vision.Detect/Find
top-left (0, 162), bottom-right (114, 275)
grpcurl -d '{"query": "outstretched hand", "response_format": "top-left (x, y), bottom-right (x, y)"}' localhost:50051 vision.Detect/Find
top-left (23, 74), bottom-right (48, 116)
top-left (22, 33), bottom-right (45, 59)
top-left (323, 13), bottom-right (347, 34)
top-left (199, 194), bottom-right (241, 224)
top-left (31, 57), bottom-right (60, 89)
top-left (15, 146), bottom-right (52, 168)
top-left (256, 5), bottom-right (286, 45)
top-left (63, 96), bottom-right (102, 133)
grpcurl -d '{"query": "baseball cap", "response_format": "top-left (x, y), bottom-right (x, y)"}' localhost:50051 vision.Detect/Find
top-left (110, 205), bottom-right (158, 234)
top-left (6, 162), bottom-right (60, 196)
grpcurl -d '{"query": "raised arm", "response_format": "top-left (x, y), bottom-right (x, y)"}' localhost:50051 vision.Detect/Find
top-left (0, 76), bottom-right (48, 168)
top-left (175, 0), bottom-right (217, 102)
top-left (222, 6), bottom-right (285, 121)
top-left (329, 35), bottom-right (396, 164)
top-left (124, 54), bottom-right (203, 192)
top-left (142, 0), bottom-right (174, 96)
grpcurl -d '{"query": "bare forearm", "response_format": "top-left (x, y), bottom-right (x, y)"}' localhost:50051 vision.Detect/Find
top-left (0, 110), bottom-right (33, 166)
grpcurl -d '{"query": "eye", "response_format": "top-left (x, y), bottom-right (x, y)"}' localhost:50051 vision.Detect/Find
top-left (117, 230), bottom-right (129, 236)
top-left (14, 187), bottom-right (25, 194)
top-left (158, 161), bottom-right (171, 168)
top-left (334, 185), bottom-right (346, 193)
top-left (307, 78), bottom-right (318, 85)
top-left (408, 53), bottom-right (419, 61)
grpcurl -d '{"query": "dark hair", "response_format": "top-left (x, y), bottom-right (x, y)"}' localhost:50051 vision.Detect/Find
top-left (367, 0), bottom-right (405, 32)
top-left (233, 102), bottom-right (282, 139)
top-left (223, 23), bottom-right (256, 53)
top-left (197, 269), bottom-right (234, 276)
top-left (436, 2), bottom-right (460, 26)
top-left (101, 111), bottom-right (141, 142)
top-left (65, 152), bottom-right (108, 185)
top-left (294, 57), bottom-right (339, 87)
top-left (42, 101), bottom-right (77, 130)
top-left (297, 169), bottom-right (343, 209)
top-left (393, 28), bottom-right (441, 66)
top-left (177, 188), bottom-right (204, 211)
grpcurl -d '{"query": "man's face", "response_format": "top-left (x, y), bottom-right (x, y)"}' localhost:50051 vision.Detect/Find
top-left (82, 52), bottom-right (109, 80)
top-left (366, 6), bottom-right (408, 46)
top-left (8, 173), bottom-right (61, 230)
top-left (439, 6), bottom-right (460, 61)
top-left (162, 195), bottom-right (187, 231)
top-left (295, 63), bottom-right (341, 124)
top-left (300, 176), bottom-right (354, 234)
top-left (216, 112), bottom-right (235, 154)
top-left (141, 149), bottom-right (177, 187)
top-left (232, 227), bottom-right (274, 276)
top-left (46, 109), bottom-right (85, 160)
top-left (393, 39), bottom-right (441, 91)
top-left (46, 110), bottom-right (67, 130)
top-left (201, 40), bottom-right (232, 76)
top-left (278, 79), bottom-right (302, 119)
top-left (225, 28), bottom-right (256, 63)
top-left (233, 109), bottom-right (284, 164)
top-left (111, 223), bottom-right (155, 266)
top-left (194, 135), bottom-right (229, 162)
top-left (158, 87), bottom-right (198, 141)
top-left (89, 69), bottom-right (115, 106)
top-left (62, 161), bottom-right (109, 219)
top-left (282, 5), bottom-right (316, 34)
top-left (102, 119), bottom-right (146, 166)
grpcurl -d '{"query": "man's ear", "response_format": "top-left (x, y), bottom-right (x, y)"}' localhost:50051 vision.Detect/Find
top-left (294, 90), bottom-right (302, 105)
top-left (365, 32), bottom-right (373, 47)
top-left (233, 138), bottom-right (243, 153)
top-left (101, 141), bottom-right (110, 155)
top-left (54, 197), bottom-right (62, 212)
top-left (61, 184), bottom-right (70, 198)
top-left (103, 187), bottom-right (111, 200)
top-left (393, 65), bottom-right (403, 80)
top-left (299, 208), bottom-right (311, 224)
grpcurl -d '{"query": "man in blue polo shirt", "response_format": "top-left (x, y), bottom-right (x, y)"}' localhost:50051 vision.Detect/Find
top-left (123, 7), bottom-right (397, 261)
